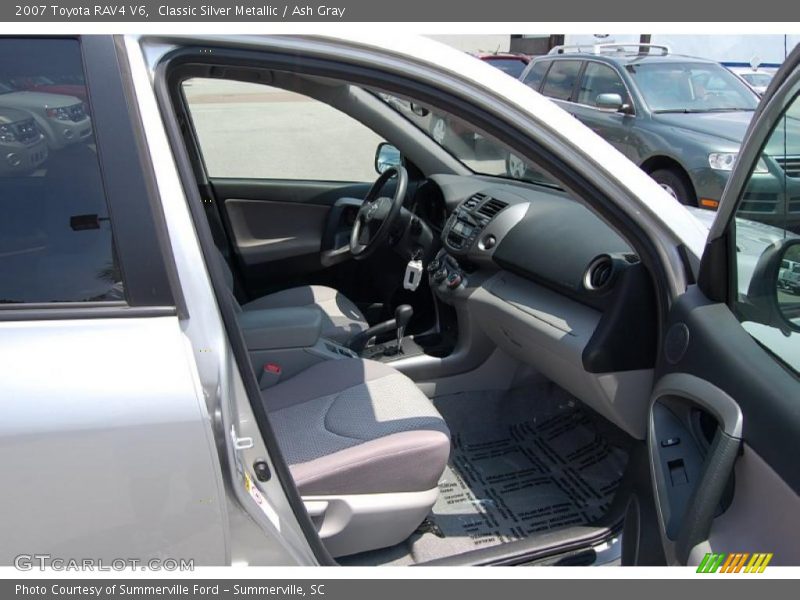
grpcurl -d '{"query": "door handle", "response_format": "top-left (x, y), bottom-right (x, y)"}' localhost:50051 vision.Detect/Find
top-left (650, 374), bottom-right (743, 564)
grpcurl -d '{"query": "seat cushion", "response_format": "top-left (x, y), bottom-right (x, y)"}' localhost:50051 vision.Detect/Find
top-left (262, 359), bottom-right (451, 496)
top-left (244, 285), bottom-right (367, 344)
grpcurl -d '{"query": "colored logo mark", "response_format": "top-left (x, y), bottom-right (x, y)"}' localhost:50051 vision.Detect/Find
top-left (696, 552), bottom-right (773, 573)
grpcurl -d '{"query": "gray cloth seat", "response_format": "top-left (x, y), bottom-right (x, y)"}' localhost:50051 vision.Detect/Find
top-left (242, 285), bottom-right (368, 345)
top-left (262, 358), bottom-right (451, 496)
top-left (216, 249), bottom-right (368, 344)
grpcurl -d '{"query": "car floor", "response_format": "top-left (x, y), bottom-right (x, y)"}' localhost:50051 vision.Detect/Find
top-left (339, 378), bottom-right (632, 566)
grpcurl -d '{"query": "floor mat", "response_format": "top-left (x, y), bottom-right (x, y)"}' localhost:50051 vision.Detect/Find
top-left (340, 382), bottom-right (630, 565)
top-left (432, 402), bottom-right (627, 550)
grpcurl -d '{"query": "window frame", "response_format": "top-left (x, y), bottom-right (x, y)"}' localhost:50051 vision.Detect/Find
top-left (0, 35), bottom-right (177, 319)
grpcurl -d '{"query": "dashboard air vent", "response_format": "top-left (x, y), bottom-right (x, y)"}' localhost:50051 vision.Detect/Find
top-left (463, 192), bottom-right (489, 210)
top-left (584, 255), bottom-right (615, 291)
top-left (477, 197), bottom-right (508, 218)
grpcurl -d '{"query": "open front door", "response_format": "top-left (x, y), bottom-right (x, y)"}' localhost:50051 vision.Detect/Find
top-left (641, 44), bottom-right (800, 567)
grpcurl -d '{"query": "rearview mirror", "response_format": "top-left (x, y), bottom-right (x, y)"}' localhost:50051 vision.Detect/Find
top-left (595, 93), bottom-right (628, 112)
top-left (375, 142), bottom-right (402, 174)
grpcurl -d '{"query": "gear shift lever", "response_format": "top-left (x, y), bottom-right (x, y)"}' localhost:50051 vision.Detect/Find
top-left (393, 304), bottom-right (414, 353)
top-left (347, 304), bottom-right (414, 355)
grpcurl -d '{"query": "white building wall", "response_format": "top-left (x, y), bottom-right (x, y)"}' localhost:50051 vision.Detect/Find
top-left (427, 35), bottom-right (511, 54)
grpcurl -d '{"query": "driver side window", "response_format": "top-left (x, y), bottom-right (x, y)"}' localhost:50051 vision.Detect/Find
top-left (732, 91), bottom-right (800, 373)
top-left (183, 78), bottom-right (384, 182)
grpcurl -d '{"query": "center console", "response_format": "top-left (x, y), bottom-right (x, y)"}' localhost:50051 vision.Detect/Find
top-left (431, 191), bottom-right (518, 302)
top-left (237, 306), bottom-right (358, 385)
top-left (443, 192), bottom-right (507, 254)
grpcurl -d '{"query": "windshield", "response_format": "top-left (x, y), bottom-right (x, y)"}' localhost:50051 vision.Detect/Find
top-left (377, 93), bottom-right (560, 188)
top-left (740, 73), bottom-right (773, 88)
top-left (484, 58), bottom-right (528, 78)
top-left (626, 62), bottom-right (759, 113)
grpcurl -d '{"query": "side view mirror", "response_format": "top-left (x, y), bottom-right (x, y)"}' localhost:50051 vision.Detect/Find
top-left (775, 241), bottom-right (800, 332)
top-left (410, 102), bottom-right (430, 117)
top-left (745, 238), bottom-right (800, 333)
top-left (375, 142), bottom-right (402, 174)
top-left (595, 93), bottom-right (631, 113)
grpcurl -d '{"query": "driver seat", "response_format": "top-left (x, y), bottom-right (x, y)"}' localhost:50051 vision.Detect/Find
top-left (216, 249), bottom-right (369, 344)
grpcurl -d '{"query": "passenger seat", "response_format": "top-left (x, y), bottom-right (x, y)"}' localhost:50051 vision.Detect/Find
top-left (262, 358), bottom-right (451, 557)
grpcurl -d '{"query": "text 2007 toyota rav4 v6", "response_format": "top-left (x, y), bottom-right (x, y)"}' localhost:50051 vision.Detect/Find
top-left (1, 36), bottom-right (799, 567)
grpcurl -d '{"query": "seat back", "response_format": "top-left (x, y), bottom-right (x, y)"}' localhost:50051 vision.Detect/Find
top-left (213, 246), bottom-right (242, 313)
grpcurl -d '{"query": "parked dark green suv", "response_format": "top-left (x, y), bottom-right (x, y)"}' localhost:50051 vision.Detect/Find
top-left (515, 44), bottom-right (798, 228)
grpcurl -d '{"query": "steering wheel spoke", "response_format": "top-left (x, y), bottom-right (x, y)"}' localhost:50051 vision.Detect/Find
top-left (357, 220), bottom-right (373, 246)
top-left (349, 166), bottom-right (408, 260)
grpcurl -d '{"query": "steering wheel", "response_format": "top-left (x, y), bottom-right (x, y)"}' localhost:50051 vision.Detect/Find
top-left (349, 165), bottom-right (408, 260)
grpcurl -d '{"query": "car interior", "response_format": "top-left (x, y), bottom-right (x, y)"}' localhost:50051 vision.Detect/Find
top-left (165, 62), bottom-right (672, 566)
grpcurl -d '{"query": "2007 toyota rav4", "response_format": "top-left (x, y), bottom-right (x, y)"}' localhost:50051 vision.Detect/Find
top-left (1, 35), bottom-right (798, 567)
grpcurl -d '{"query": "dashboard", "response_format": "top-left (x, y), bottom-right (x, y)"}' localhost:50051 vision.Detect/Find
top-left (418, 174), bottom-right (659, 439)
top-left (428, 174), bottom-right (638, 307)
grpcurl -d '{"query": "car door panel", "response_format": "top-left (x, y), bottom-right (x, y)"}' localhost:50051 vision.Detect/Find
top-left (643, 286), bottom-right (800, 565)
top-left (209, 178), bottom-right (373, 297)
top-left (708, 444), bottom-right (800, 565)
top-left (571, 105), bottom-right (633, 156)
top-left (224, 198), bottom-right (329, 266)
top-left (635, 45), bottom-right (800, 566)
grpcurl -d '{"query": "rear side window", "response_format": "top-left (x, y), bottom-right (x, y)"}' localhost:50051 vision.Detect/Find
top-left (541, 60), bottom-right (582, 101)
top-left (484, 58), bottom-right (528, 78)
top-left (0, 38), bottom-right (122, 304)
top-left (522, 61), bottom-right (550, 92)
top-left (577, 62), bottom-right (629, 107)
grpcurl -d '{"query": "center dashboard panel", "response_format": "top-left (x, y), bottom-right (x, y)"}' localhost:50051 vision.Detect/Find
top-left (428, 175), bottom-right (659, 439)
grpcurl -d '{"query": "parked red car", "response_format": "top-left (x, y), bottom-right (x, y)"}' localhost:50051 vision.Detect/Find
top-left (8, 76), bottom-right (88, 103)
top-left (472, 52), bottom-right (531, 78)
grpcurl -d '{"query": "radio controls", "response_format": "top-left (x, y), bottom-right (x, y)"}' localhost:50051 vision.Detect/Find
top-left (443, 194), bottom-right (506, 254)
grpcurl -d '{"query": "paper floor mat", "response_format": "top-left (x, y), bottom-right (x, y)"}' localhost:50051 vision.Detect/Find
top-left (431, 406), bottom-right (628, 548)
